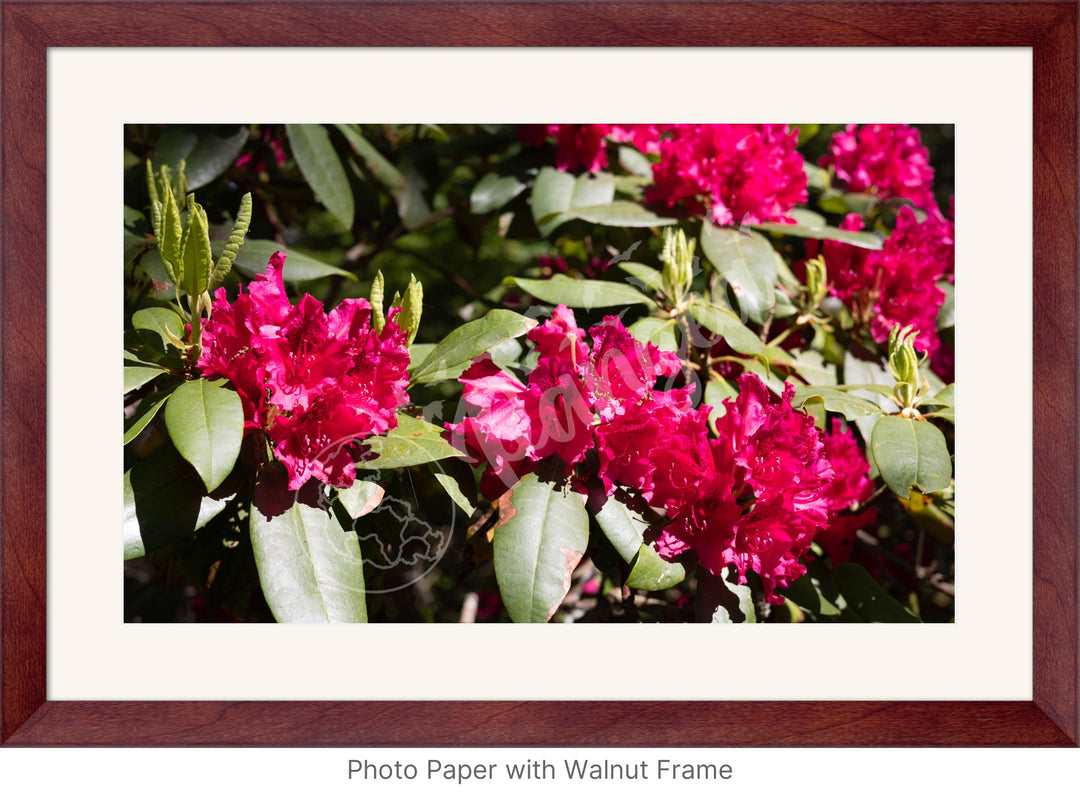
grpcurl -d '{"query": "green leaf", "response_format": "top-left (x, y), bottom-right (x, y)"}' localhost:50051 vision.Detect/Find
top-left (569, 201), bottom-right (677, 229)
top-left (337, 479), bottom-right (385, 519)
top-left (211, 192), bottom-right (252, 288)
top-left (834, 563), bottom-right (920, 623)
top-left (616, 261), bottom-right (665, 294)
top-left (132, 307), bottom-right (184, 351)
top-left (181, 199), bottom-right (212, 298)
top-left (870, 416), bottom-right (952, 499)
top-left (286, 123), bottom-right (355, 230)
top-left (700, 219), bottom-right (779, 323)
top-left (164, 379), bottom-right (244, 493)
top-left (493, 473), bottom-right (589, 622)
top-left (792, 386), bottom-right (884, 420)
top-left (686, 297), bottom-right (788, 363)
top-left (696, 569), bottom-right (756, 623)
top-left (626, 543), bottom-right (686, 591)
top-left (183, 126), bottom-right (249, 190)
top-left (249, 498), bottom-right (368, 623)
top-left (412, 309), bottom-right (538, 384)
top-left (781, 571), bottom-right (842, 617)
top-left (927, 383), bottom-right (955, 408)
top-left (432, 465), bottom-right (477, 517)
top-left (618, 145), bottom-right (654, 178)
top-left (124, 365), bottom-right (166, 395)
top-left (152, 129), bottom-right (198, 172)
top-left (227, 239), bottom-right (357, 282)
top-left (361, 413), bottom-right (466, 470)
top-left (505, 275), bottom-right (655, 310)
top-left (531, 168), bottom-right (615, 236)
top-left (592, 494), bottom-right (649, 563)
top-left (123, 444), bottom-right (229, 560)
top-left (397, 161), bottom-right (432, 229)
top-left (704, 376), bottom-right (736, 427)
top-left (124, 390), bottom-right (171, 444)
top-left (627, 316), bottom-right (678, 353)
top-left (334, 124), bottom-right (407, 192)
top-left (471, 173), bottom-right (527, 214)
top-left (755, 209), bottom-right (884, 250)
top-left (938, 281), bottom-right (955, 329)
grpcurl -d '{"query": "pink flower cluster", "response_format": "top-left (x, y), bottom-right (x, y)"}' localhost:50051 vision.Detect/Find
top-left (449, 305), bottom-right (875, 602)
top-left (521, 124), bottom-right (807, 226)
top-left (646, 124), bottom-right (808, 226)
top-left (198, 252), bottom-right (411, 490)
top-left (808, 206), bottom-right (954, 356)
top-left (819, 124), bottom-right (938, 213)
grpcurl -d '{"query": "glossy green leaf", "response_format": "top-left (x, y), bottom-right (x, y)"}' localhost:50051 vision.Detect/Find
top-left (704, 376), bottom-right (736, 427)
top-left (870, 416), bottom-right (952, 499)
top-left (132, 307), bottom-right (184, 351)
top-left (164, 379), bottom-right (244, 493)
top-left (834, 563), bottom-right (920, 623)
top-left (701, 220), bottom-right (779, 323)
top-left (755, 208), bottom-right (884, 250)
top-left (927, 384), bottom-right (955, 408)
top-left (286, 123), bottom-right (355, 230)
top-left (781, 571), bottom-right (842, 617)
top-left (124, 365), bottom-right (166, 395)
top-left (249, 498), bottom-right (368, 623)
top-left (627, 316), bottom-right (678, 353)
top-left (124, 390), bottom-right (171, 444)
top-left (592, 494), bottom-right (649, 563)
top-left (792, 386), bottom-right (884, 420)
top-left (616, 261), bottom-right (665, 294)
top-left (493, 473), bottom-right (589, 622)
top-left (334, 124), bottom-right (407, 192)
top-left (618, 145), bottom-right (654, 178)
top-left (361, 413), bottom-right (466, 470)
top-left (570, 201), bottom-right (677, 229)
top-left (471, 173), bottom-right (527, 214)
top-left (626, 543), bottom-right (686, 591)
top-left (686, 297), bottom-right (787, 363)
top-left (227, 239), bottom-right (357, 282)
top-left (183, 126), bottom-right (249, 190)
top-left (531, 168), bottom-right (615, 236)
top-left (123, 444), bottom-right (229, 560)
top-left (412, 309), bottom-right (538, 385)
top-left (505, 275), bottom-right (655, 310)
top-left (432, 463), bottom-right (477, 517)
top-left (337, 479), bottom-right (384, 519)
top-left (696, 569), bottom-right (756, 623)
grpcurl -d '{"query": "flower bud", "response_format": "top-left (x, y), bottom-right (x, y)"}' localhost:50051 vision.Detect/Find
top-left (805, 256), bottom-right (829, 310)
top-left (888, 324), bottom-right (922, 410)
top-left (660, 227), bottom-right (695, 303)
top-left (399, 274), bottom-right (424, 347)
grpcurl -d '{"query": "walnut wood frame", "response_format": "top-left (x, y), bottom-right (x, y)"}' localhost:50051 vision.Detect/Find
top-left (2, 1), bottom-right (1076, 747)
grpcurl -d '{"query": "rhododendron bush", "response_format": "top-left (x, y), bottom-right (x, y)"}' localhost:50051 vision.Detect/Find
top-left (124, 123), bottom-right (955, 624)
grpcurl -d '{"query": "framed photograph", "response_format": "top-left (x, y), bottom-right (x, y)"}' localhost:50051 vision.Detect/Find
top-left (2, 1), bottom-right (1076, 747)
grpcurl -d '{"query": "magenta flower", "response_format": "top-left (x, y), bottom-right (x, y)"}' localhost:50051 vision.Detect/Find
top-left (645, 124), bottom-right (807, 226)
top-left (819, 124), bottom-right (938, 213)
top-left (815, 420), bottom-right (877, 565)
top-left (651, 375), bottom-right (834, 603)
top-left (198, 252), bottom-right (410, 490)
top-left (808, 207), bottom-right (951, 356)
top-left (519, 124), bottom-right (614, 173)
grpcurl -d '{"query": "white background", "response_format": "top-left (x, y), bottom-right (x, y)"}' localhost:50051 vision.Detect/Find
top-left (7, 46), bottom-right (1068, 796)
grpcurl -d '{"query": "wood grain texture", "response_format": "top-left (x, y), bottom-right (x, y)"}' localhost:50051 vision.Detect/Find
top-left (1, 1), bottom-right (1076, 747)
